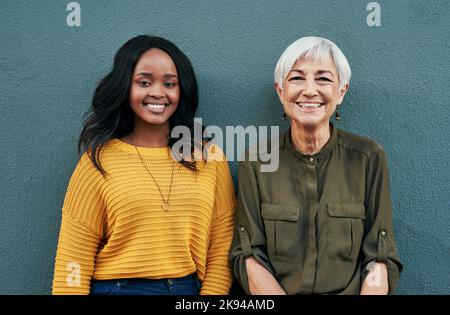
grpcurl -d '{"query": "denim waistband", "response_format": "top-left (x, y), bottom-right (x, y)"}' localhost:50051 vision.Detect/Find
top-left (93, 273), bottom-right (199, 284)
top-left (90, 273), bottom-right (201, 295)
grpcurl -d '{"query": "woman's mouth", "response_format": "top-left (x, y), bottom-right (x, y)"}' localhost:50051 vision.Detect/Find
top-left (295, 102), bottom-right (324, 109)
top-left (142, 103), bottom-right (168, 114)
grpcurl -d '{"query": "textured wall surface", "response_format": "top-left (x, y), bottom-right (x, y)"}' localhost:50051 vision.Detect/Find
top-left (0, 0), bottom-right (449, 294)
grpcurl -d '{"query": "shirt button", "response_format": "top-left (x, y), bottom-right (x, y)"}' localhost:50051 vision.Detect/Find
top-left (240, 226), bottom-right (245, 232)
top-left (309, 157), bottom-right (315, 162)
top-left (167, 279), bottom-right (174, 286)
top-left (381, 230), bottom-right (386, 236)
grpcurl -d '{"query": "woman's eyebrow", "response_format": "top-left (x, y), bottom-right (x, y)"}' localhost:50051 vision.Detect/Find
top-left (135, 72), bottom-right (153, 77)
top-left (316, 70), bottom-right (334, 77)
top-left (289, 69), bottom-right (335, 77)
top-left (135, 72), bottom-right (178, 78)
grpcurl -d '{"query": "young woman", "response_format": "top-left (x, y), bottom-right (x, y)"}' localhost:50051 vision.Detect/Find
top-left (52, 35), bottom-right (235, 295)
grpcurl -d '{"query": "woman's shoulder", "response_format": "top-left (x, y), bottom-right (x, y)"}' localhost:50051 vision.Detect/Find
top-left (336, 128), bottom-right (385, 158)
top-left (66, 151), bottom-right (106, 187)
top-left (77, 139), bottom-right (124, 173)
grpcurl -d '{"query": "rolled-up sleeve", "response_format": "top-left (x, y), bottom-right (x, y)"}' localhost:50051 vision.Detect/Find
top-left (361, 146), bottom-right (403, 294)
top-left (229, 160), bottom-right (275, 294)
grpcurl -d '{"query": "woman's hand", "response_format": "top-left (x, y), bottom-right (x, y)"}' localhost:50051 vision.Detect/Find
top-left (246, 257), bottom-right (286, 295)
top-left (360, 262), bottom-right (389, 295)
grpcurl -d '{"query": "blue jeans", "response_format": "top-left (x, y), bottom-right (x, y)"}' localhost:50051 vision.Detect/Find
top-left (90, 273), bottom-right (201, 295)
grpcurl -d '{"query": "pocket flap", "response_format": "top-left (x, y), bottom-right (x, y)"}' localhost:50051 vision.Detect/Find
top-left (261, 203), bottom-right (300, 221)
top-left (327, 203), bottom-right (366, 219)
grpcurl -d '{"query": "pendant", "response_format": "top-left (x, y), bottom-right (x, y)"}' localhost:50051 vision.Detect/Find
top-left (161, 201), bottom-right (171, 211)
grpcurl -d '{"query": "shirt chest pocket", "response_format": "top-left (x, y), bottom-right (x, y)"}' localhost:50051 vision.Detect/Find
top-left (261, 203), bottom-right (301, 262)
top-left (327, 203), bottom-right (366, 261)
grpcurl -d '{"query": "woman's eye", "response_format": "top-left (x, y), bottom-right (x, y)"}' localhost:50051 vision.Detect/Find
top-left (139, 81), bottom-right (151, 87)
top-left (318, 77), bottom-right (333, 82)
top-left (164, 82), bottom-right (176, 87)
top-left (289, 76), bottom-right (304, 81)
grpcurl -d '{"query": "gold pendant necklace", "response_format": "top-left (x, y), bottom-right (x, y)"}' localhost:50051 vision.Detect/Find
top-left (132, 138), bottom-right (174, 211)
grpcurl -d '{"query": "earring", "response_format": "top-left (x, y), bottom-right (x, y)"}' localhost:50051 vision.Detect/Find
top-left (282, 112), bottom-right (287, 121)
top-left (335, 106), bottom-right (341, 122)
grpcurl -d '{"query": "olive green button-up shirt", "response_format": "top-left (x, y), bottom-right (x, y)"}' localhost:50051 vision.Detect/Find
top-left (230, 125), bottom-right (403, 295)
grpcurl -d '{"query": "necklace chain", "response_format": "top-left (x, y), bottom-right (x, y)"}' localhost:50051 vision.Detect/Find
top-left (132, 138), bottom-right (175, 211)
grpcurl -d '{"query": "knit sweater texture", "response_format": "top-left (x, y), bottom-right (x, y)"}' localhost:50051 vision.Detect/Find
top-left (52, 139), bottom-right (235, 295)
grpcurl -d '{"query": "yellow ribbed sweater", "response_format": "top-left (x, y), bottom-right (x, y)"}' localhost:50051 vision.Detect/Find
top-left (52, 139), bottom-right (235, 295)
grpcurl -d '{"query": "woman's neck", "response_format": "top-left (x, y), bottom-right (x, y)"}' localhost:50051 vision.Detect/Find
top-left (123, 121), bottom-right (170, 148)
top-left (290, 122), bottom-right (331, 155)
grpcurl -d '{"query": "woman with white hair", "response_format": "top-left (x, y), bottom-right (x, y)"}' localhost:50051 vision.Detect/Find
top-left (230, 37), bottom-right (402, 295)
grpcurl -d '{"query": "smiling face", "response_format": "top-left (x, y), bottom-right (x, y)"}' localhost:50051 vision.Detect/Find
top-left (129, 48), bottom-right (180, 128)
top-left (276, 56), bottom-right (348, 129)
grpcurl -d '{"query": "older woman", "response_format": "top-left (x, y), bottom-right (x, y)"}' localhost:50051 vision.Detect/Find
top-left (230, 37), bottom-right (402, 295)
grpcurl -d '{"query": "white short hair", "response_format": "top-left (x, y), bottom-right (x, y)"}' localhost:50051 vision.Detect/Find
top-left (274, 36), bottom-right (351, 90)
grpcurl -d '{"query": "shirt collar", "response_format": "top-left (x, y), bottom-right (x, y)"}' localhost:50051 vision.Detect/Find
top-left (282, 123), bottom-right (338, 162)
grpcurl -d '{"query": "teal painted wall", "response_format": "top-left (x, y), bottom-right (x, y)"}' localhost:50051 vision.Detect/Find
top-left (1, 0), bottom-right (449, 294)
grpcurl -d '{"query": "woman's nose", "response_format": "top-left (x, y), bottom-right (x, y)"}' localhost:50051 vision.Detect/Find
top-left (302, 79), bottom-right (318, 97)
top-left (148, 84), bottom-right (164, 98)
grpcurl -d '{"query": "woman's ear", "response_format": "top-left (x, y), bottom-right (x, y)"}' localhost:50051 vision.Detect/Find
top-left (275, 82), bottom-right (289, 118)
top-left (337, 83), bottom-right (349, 105)
top-left (275, 82), bottom-right (283, 100)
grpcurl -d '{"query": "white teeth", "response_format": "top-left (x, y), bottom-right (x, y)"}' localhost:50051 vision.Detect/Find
top-left (145, 104), bottom-right (166, 109)
top-left (297, 102), bottom-right (322, 108)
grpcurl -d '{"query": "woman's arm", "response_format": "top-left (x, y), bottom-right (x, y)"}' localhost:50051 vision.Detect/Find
top-left (230, 159), bottom-right (280, 295)
top-left (52, 217), bottom-right (103, 294)
top-left (200, 155), bottom-right (236, 295)
top-left (52, 153), bottom-right (105, 295)
top-left (360, 262), bottom-right (388, 295)
top-left (360, 146), bottom-right (403, 294)
top-left (246, 257), bottom-right (286, 295)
